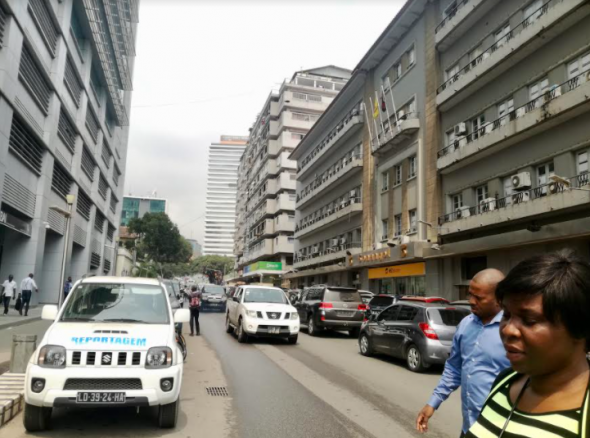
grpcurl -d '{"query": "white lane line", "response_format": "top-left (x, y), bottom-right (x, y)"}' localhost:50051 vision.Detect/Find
top-left (255, 343), bottom-right (410, 438)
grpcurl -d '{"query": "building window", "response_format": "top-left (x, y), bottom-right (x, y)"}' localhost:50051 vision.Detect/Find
top-left (409, 210), bottom-right (417, 233)
top-left (578, 151), bottom-right (589, 174)
top-left (468, 45), bottom-right (482, 62)
top-left (98, 174), bottom-right (109, 200)
top-left (494, 24), bottom-right (511, 49)
top-left (408, 46), bottom-right (416, 66)
top-left (568, 52), bottom-right (590, 80)
top-left (394, 215), bottom-right (402, 237)
top-left (529, 78), bottom-right (549, 101)
top-left (76, 190), bottom-right (92, 220)
top-left (51, 163), bottom-right (72, 199)
top-left (113, 166), bottom-right (121, 187)
top-left (110, 194), bottom-right (117, 214)
top-left (381, 219), bottom-right (388, 241)
top-left (524, 0), bottom-right (544, 26)
top-left (394, 165), bottom-right (402, 186)
top-left (58, 109), bottom-right (77, 154)
top-left (537, 161), bottom-right (555, 196)
top-left (476, 185), bottom-right (489, 204)
top-left (81, 147), bottom-right (96, 181)
top-left (28, 0), bottom-right (59, 56)
top-left (471, 114), bottom-right (485, 140)
top-left (18, 44), bottom-right (52, 114)
top-left (462, 256), bottom-right (487, 280)
top-left (64, 56), bottom-right (83, 107)
top-left (446, 129), bottom-right (456, 147)
top-left (452, 194), bottom-right (463, 211)
top-left (8, 116), bottom-right (45, 175)
top-left (90, 66), bottom-right (102, 104)
top-left (101, 141), bottom-right (112, 169)
top-left (0, 6), bottom-right (7, 48)
top-left (408, 156), bottom-right (417, 179)
top-left (86, 107), bottom-right (100, 143)
top-left (445, 64), bottom-right (459, 81)
top-left (498, 98), bottom-right (514, 124)
top-left (504, 177), bottom-right (514, 205)
top-left (381, 171), bottom-right (389, 192)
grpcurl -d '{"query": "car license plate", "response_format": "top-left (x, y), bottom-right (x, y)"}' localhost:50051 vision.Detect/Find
top-left (268, 326), bottom-right (281, 334)
top-left (76, 392), bottom-right (126, 404)
top-left (337, 311), bottom-right (354, 317)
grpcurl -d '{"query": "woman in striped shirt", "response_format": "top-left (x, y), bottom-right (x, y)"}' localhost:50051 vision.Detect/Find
top-left (466, 251), bottom-right (589, 438)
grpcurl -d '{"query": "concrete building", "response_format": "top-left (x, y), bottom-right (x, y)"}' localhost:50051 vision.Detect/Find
top-left (425, 0), bottom-right (590, 299)
top-left (203, 135), bottom-right (247, 257)
top-left (0, 0), bottom-right (139, 305)
top-left (233, 67), bottom-right (351, 284)
top-left (186, 238), bottom-right (202, 258)
top-left (120, 195), bottom-right (167, 226)
top-left (287, 1), bottom-right (438, 294)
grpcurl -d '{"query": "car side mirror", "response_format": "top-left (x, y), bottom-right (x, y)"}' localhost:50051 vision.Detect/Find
top-left (233, 296), bottom-right (239, 302)
top-left (174, 309), bottom-right (190, 323)
top-left (42, 305), bottom-right (58, 321)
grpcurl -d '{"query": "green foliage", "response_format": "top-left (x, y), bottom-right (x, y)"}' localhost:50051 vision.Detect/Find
top-left (190, 255), bottom-right (234, 275)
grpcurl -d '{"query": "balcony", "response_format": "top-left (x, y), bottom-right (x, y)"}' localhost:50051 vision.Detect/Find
top-left (298, 105), bottom-right (364, 179)
top-left (297, 155), bottom-right (363, 209)
top-left (274, 215), bottom-right (295, 233)
top-left (372, 113), bottom-right (420, 155)
top-left (435, 0), bottom-right (500, 51)
top-left (269, 173), bottom-right (297, 195)
top-left (273, 193), bottom-right (296, 213)
top-left (278, 111), bottom-right (320, 134)
top-left (295, 243), bottom-right (361, 269)
top-left (248, 199), bottom-right (276, 228)
top-left (438, 70), bottom-right (590, 172)
top-left (438, 172), bottom-right (590, 235)
top-left (244, 239), bottom-right (274, 263)
top-left (436, 0), bottom-right (589, 110)
top-left (278, 90), bottom-right (332, 114)
top-left (269, 132), bottom-right (300, 156)
top-left (274, 235), bottom-right (294, 254)
top-left (295, 197), bottom-right (362, 238)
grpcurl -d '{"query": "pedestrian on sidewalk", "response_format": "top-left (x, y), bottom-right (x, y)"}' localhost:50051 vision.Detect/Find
top-left (20, 273), bottom-right (39, 317)
top-left (64, 276), bottom-right (73, 300)
top-left (465, 251), bottom-right (590, 437)
top-left (416, 268), bottom-right (509, 437)
top-left (1, 275), bottom-right (17, 315)
top-left (188, 285), bottom-right (201, 336)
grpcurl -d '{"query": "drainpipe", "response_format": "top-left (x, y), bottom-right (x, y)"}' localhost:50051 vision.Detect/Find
top-left (417, 138), bottom-right (426, 241)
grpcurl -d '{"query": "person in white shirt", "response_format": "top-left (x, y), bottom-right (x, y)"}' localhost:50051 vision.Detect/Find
top-left (20, 273), bottom-right (39, 317)
top-left (2, 275), bottom-right (17, 315)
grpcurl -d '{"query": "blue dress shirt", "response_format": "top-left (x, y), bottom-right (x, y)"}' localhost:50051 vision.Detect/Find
top-left (427, 311), bottom-right (510, 433)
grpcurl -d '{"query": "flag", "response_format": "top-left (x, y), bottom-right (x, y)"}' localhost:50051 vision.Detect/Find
top-left (373, 98), bottom-right (380, 119)
top-left (381, 93), bottom-right (386, 112)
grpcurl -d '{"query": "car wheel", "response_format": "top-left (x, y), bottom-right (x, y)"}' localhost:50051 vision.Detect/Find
top-left (237, 318), bottom-right (248, 343)
top-left (348, 328), bottom-right (360, 338)
top-left (406, 345), bottom-right (428, 373)
top-left (158, 398), bottom-right (179, 428)
top-left (307, 316), bottom-right (318, 336)
top-left (359, 334), bottom-right (373, 356)
top-left (23, 403), bottom-right (52, 432)
top-left (225, 314), bottom-right (233, 334)
top-left (288, 335), bottom-right (298, 345)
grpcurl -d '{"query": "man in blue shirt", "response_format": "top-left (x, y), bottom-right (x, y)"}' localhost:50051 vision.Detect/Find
top-left (416, 269), bottom-right (509, 437)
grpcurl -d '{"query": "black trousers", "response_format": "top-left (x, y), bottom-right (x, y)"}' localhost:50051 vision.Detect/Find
top-left (190, 308), bottom-right (200, 334)
top-left (2, 295), bottom-right (10, 314)
top-left (21, 290), bottom-right (32, 315)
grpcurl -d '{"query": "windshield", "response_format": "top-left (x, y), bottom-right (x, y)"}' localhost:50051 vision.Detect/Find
top-left (203, 285), bottom-right (225, 295)
top-left (324, 290), bottom-right (361, 302)
top-left (369, 296), bottom-right (395, 306)
top-left (61, 283), bottom-right (170, 324)
top-left (427, 308), bottom-right (470, 326)
top-left (243, 288), bottom-right (287, 304)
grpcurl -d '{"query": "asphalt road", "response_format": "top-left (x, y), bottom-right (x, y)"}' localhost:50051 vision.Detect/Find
top-left (1, 313), bottom-right (462, 437)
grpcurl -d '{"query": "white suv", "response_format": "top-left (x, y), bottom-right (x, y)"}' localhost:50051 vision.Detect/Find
top-left (225, 285), bottom-right (299, 344)
top-left (23, 277), bottom-right (190, 431)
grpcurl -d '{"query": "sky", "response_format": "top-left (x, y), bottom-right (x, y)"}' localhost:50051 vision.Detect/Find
top-left (124, 0), bottom-right (405, 245)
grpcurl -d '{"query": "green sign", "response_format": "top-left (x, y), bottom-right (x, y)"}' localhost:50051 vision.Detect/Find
top-left (248, 261), bottom-right (283, 272)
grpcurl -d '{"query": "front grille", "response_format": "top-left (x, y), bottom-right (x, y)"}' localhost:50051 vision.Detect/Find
top-left (87, 352), bottom-right (96, 365)
top-left (72, 351), bottom-right (81, 365)
top-left (64, 378), bottom-right (142, 391)
top-left (118, 352), bottom-right (127, 366)
top-left (70, 351), bottom-right (142, 367)
top-left (266, 312), bottom-right (281, 320)
top-left (284, 313), bottom-right (290, 319)
top-left (132, 352), bottom-right (141, 365)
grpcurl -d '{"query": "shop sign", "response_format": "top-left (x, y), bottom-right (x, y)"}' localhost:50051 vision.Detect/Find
top-left (0, 210), bottom-right (32, 236)
top-left (246, 261), bottom-right (283, 273)
top-left (368, 262), bottom-right (425, 279)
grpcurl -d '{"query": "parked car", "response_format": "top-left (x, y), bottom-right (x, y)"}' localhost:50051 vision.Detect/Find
top-left (358, 290), bottom-right (374, 305)
top-left (24, 277), bottom-right (190, 431)
top-left (450, 300), bottom-right (471, 310)
top-left (294, 285), bottom-right (366, 337)
top-left (358, 298), bottom-right (470, 372)
top-left (201, 284), bottom-right (227, 312)
top-left (366, 294), bottom-right (397, 320)
top-left (162, 280), bottom-right (181, 309)
top-left (225, 285), bottom-right (300, 344)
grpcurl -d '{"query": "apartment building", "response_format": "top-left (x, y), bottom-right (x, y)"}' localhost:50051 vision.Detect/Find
top-left (204, 135), bottom-right (247, 257)
top-left (426, 0), bottom-right (590, 299)
top-left (286, 1), bottom-right (439, 294)
top-left (120, 195), bottom-right (167, 226)
top-left (0, 0), bottom-right (138, 304)
top-left (233, 66), bottom-right (351, 284)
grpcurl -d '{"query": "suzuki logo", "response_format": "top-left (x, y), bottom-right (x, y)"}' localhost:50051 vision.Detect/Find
top-left (102, 354), bottom-right (112, 364)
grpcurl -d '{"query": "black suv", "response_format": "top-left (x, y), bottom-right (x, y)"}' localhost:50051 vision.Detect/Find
top-left (294, 286), bottom-right (366, 337)
top-left (358, 298), bottom-right (469, 372)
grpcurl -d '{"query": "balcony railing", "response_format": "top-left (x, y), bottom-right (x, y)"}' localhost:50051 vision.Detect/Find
top-left (438, 0), bottom-right (559, 95)
top-left (439, 172), bottom-right (590, 225)
top-left (296, 196), bottom-right (362, 233)
top-left (438, 68), bottom-right (590, 158)
top-left (372, 112), bottom-right (419, 153)
top-left (295, 242), bottom-right (361, 265)
top-left (435, 0), bottom-right (471, 33)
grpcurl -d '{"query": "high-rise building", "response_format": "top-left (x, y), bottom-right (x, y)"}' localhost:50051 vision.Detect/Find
top-left (186, 239), bottom-right (202, 258)
top-left (120, 196), bottom-right (167, 226)
top-left (233, 67), bottom-right (351, 285)
top-left (0, 0), bottom-right (139, 304)
top-left (203, 136), bottom-right (247, 257)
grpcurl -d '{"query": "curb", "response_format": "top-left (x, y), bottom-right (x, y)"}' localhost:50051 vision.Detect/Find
top-left (0, 373), bottom-right (25, 428)
top-left (0, 316), bottom-right (42, 331)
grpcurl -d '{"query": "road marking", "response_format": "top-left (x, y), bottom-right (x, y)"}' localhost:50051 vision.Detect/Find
top-left (255, 343), bottom-right (411, 438)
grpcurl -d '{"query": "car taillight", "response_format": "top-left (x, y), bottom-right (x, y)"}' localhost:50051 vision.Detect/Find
top-left (358, 304), bottom-right (367, 311)
top-left (419, 322), bottom-right (439, 340)
top-left (319, 302), bottom-right (333, 309)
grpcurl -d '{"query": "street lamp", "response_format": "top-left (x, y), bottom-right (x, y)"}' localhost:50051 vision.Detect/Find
top-left (549, 175), bottom-right (590, 192)
top-left (50, 194), bottom-right (75, 308)
top-left (103, 238), bottom-right (120, 277)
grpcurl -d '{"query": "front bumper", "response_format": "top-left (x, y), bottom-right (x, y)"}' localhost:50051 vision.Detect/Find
top-left (25, 364), bottom-right (183, 408)
top-left (242, 316), bottom-right (299, 337)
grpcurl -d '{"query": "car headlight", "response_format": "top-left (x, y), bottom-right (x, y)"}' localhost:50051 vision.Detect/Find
top-left (290, 313), bottom-right (299, 320)
top-left (146, 347), bottom-right (172, 369)
top-left (247, 310), bottom-right (257, 318)
top-left (38, 345), bottom-right (66, 368)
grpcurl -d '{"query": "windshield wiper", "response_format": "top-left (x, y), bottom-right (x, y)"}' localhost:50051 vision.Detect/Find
top-left (102, 318), bottom-right (148, 323)
top-left (62, 317), bottom-right (95, 322)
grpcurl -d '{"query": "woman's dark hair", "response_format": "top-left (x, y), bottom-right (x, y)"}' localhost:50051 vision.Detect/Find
top-left (496, 250), bottom-right (590, 343)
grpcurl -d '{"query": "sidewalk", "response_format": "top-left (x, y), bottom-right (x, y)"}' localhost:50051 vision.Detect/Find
top-left (0, 307), bottom-right (42, 331)
top-left (0, 373), bottom-right (25, 428)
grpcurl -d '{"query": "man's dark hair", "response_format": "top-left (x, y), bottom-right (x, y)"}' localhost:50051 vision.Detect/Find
top-left (496, 250), bottom-right (590, 343)
top-left (191, 286), bottom-right (197, 292)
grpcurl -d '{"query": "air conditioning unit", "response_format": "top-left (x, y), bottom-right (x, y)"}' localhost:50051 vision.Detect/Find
top-left (350, 190), bottom-right (357, 198)
top-left (398, 110), bottom-right (405, 119)
top-left (511, 172), bottom-right (532, 190)
top-left (454, 122), bottom-right (467, 136)
top-left (456, 206), bottom-right (471, 219)
top-left (513, 191), bottom-right (531, 204)
top-left (340, 238), bottom-right (347, 245)
top-left (481, 197), bottom-right (496, 212)
top-left (331, 238), bottom-right (339, 247)
top-left (312, 246), bottom-right (319, 254)
top-left (401, 235), bottom-right (411, 244)
top-left (340, 201), bottom-right (347, 209)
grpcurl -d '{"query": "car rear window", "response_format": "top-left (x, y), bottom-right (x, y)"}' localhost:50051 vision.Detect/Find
top-left (324, 290), bottom-right (361, 302)
top-left (369, 296), bottom-right (395, 306)
top-left (427, 308), bottom-right (470, 326)
top-left (203, 285), bottom-right (225, 295)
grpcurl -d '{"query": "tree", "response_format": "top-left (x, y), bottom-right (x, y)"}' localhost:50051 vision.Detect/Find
top-left (190, 255), bottom-right (234, 276)
top-left (128, 213), bottom-right (191, 264)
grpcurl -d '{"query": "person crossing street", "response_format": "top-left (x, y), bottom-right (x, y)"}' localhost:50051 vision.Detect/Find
top-left (20, 273), bottom-right (39, 317)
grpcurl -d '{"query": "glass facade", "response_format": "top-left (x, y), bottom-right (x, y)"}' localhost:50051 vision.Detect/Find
top-left (120, 197), bottom-right (166, 226)
top-left (373, 276), bottom-right (426, 296)
top-left (149, 199), bottom-right (166, 213)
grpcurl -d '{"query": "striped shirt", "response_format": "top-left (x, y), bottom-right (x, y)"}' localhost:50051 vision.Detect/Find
top-left (466, 370), bottom-right (589, 438)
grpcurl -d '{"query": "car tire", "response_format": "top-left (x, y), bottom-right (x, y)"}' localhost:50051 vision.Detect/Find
top-left (23, 403), bottom-right (52, 432)
top-left (307, 316), bottom-right (318, 336)
top-left (359, 334), bottom-right (373, 357)
top-left (158, 398), bottom-right (179, 428)
top-left (287, 335), bottom-right (298, 345)
top-left (225, 314), bottom-right (234, 334)
top-left (406, 344), bottom-right (429, 373)
top-left (348, 328), bottom-right (361, 338)
top-left (237, 318), bottom-right (248, 343)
